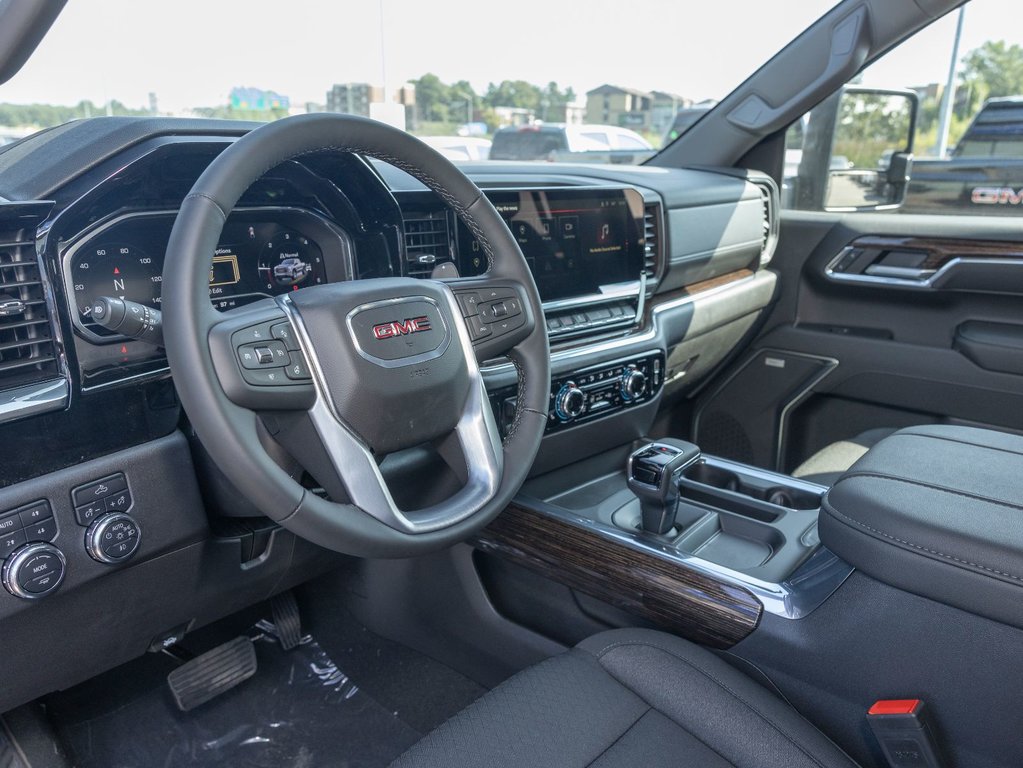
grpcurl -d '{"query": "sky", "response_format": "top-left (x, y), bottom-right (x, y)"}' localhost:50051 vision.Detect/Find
top-left (0, 0), bottom-right (1020, 114)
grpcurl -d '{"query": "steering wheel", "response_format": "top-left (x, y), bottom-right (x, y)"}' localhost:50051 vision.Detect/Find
top-left (162, 114), bottom-right (550, 557)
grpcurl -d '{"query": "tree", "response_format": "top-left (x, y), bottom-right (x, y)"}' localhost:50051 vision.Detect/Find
top-left (483, 80), bottom-right (543, 111)
top-left (959, 40), bottom-right (1023, 117)
top-left (448, 79), bottom-right (477, 124)
top-left (411, 73), bottom-right (451, 123)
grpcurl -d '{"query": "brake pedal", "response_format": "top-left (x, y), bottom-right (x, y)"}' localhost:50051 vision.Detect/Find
top-left (167, 636), bottom-right (257, 712)
top-left (270, 590), bottom-right (303, 650)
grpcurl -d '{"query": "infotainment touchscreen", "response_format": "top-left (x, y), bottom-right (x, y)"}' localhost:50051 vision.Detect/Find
top-left (457, 187), bottom-right (646, 303)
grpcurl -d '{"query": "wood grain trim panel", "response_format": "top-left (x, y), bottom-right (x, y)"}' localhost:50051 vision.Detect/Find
top-left (850, 235), bottom-right (1023, 271)
top-left (473, 503), bottom-right (762, 649)
top-left (648, 268), bottom-right (756, 313)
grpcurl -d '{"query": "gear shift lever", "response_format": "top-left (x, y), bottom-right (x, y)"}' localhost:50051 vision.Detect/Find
top-left (627, 439), bottom-right (702, 534)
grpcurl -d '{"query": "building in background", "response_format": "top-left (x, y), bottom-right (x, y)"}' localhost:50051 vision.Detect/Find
top-left (326, 83), bottom-right (415, 128)
top-left (650, 91), bottom-right (691, 136)
top-left (585, 85), bottom-right (653, 129)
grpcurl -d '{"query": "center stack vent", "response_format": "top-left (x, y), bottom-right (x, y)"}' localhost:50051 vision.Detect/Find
top-left (402, 211), bottom-right (454, 278)
top-left (642, 203), bottom-right (663, 294)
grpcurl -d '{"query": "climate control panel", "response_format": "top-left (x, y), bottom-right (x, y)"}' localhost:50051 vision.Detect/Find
top-left (490, 352), bottom-right (664, 437)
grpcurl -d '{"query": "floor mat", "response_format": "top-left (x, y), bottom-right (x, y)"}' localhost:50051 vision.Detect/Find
top-left (57, 620), bottom-right (422, 768)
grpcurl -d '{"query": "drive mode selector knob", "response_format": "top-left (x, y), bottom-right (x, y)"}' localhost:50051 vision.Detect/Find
top-left (2, 542), bottom-right (66, 599)
top-left (86, 512), bottom-right (141, 564)
top-left (554, 382), bottom-right (586, 421)
top-left (620, 367), bottom-right (647, 401)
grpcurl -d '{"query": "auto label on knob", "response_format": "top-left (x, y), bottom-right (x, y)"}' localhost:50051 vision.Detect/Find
top-left (86, 512), bottom-right (142, 564)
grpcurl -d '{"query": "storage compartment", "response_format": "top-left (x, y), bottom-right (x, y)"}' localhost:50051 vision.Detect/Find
top-left (820, 424), bottom-right (1023, 630)
top-left (678, 512), bottom-right (784, 570)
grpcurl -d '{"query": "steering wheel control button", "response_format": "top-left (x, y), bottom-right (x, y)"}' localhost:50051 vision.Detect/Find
top-left (241, 368), bottom-right (289, 386)
top-left (231, 322), bottom-right (275, 346)
top-left (2, 543), bottom-right (67, 600)
top-left (270, 322), bottom-right (300, 350)
top-left (238, 340), bottom-right (288, 370)
top-left (86, 513), bottom-right (141, 564)
top-left (467, 315), bottom-right (491, 341)
top-left (72, 473), bottom-right (128, 507)
top-left (455, 291), bottom-right (481, 316)
top-left (285, 352), bottom-right (311, 380)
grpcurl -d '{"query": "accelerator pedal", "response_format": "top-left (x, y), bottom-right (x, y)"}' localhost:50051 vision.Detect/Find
top-left (270, 590), bottom-right (303, 650)
top-left (167, 636), bottom-right (257, 712)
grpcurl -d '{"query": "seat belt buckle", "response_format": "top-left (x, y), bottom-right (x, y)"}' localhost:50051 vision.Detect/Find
top-left (867, 699), bottom-right (946, 768)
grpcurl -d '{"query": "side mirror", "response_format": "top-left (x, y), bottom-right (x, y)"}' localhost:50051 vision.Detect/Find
top-left (790, 86), bottom-right (918, 211)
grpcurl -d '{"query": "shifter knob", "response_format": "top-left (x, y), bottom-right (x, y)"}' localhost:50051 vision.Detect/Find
top-left (627, 439), bottom-right (701, 534)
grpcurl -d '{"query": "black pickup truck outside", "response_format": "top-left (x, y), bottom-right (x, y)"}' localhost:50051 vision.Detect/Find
top-left (903, 97), bottom-right (1023, 215)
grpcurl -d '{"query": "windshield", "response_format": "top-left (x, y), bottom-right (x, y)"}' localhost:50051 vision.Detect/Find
top-left (0, 0), bottom-right (839, 163)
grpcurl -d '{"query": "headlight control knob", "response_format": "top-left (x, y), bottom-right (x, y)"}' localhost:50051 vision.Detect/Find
top-left (554, 382), bottom-right (586, 421)
top-left (2, 542), bottom-right (66, 599)
top-left (86, 512), bottom-right (141, 564)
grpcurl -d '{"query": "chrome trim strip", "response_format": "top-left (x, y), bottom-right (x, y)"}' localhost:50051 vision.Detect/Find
top-left (541, 281), bottom-right (643, 312)
top-left (278, 289), bottom-right (503, 535)
top-left (521, 495), bottom-right (851, 619)
top-left (825, 247), bottom-right (1023, 290)
top-left (344, 295), bottom-right (450, 369)
top-left (0, 378), bottom-right (68, 425)
top-left (482, 272), bottom-right (764, 375)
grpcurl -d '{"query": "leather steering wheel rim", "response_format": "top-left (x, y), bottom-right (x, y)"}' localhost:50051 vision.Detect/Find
top-left (162, 113), bottom-right (550, 557)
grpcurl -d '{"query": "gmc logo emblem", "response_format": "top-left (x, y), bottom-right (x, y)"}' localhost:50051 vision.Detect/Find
top-left (972, 187), bottom-right (1023, 205)
top-left (372, 316), bottom-right (432, 340)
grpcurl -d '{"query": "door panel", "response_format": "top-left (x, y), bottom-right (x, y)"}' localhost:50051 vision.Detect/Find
top-left (695, 209), bottom-right (1023, 473)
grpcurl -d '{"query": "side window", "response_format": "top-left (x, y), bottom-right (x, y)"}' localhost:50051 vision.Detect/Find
top-left (617, 134), bottom-right (650, 150)
top-left (782, 0), bottom-right (1023, 216)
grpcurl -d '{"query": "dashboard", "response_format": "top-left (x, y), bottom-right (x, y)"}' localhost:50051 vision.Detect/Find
top-left (0, 118), bottom-right (777, 714)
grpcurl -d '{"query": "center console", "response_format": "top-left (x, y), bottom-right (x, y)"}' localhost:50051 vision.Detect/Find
top-left (474, 436), bottom-right (853, 649)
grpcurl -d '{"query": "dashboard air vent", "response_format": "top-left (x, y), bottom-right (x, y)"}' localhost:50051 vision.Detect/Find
top-left (0, 236), bottom-right (58, 389)
top-left (642, 204), bottom-right (662, 292)
top-left (753, 180), bottom-right (779, 266)
top-left (403, 211), bottom-right (452, 278)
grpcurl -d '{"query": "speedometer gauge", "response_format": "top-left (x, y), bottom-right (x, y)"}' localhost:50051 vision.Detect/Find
top-left (70, 243), bottom-right (162, 337)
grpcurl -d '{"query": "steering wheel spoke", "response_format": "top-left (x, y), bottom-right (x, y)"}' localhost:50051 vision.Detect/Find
top-left (447, 276), bottom-right (536, 360)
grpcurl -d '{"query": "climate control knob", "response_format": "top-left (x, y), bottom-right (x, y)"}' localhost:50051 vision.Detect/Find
top-left (2, 542), bottom-right (66, 599)
top-left (86, 512), bottom-right (141, 564)
top-left (620, 368), bottom-right (647, 401)
top-left (554, 382), bottom-right (586, 421)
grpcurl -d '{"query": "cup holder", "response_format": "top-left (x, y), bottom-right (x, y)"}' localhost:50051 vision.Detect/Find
top-left (684, 463), bottom-right (741, 492)
top-left (680, 458), bottom-right (824, 521)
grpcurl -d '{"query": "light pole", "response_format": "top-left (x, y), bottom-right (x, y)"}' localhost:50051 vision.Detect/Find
top-left (936, 6), bottom-right (966, 158)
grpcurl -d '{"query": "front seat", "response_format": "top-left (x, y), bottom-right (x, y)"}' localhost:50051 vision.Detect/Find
top-left (391, 628), bottom-right (857, 768)
top-left (791, 428), bottom-right (896, 486)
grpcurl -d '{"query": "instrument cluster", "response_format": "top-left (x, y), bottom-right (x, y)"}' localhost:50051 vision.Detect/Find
top-left (63, 208), bottom-right (346, 343)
